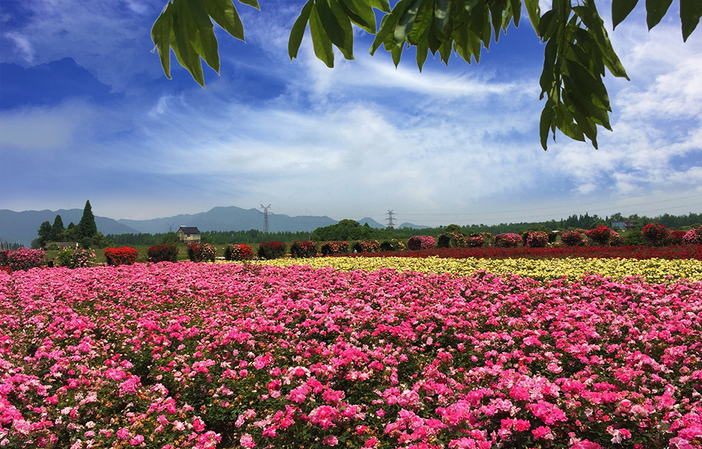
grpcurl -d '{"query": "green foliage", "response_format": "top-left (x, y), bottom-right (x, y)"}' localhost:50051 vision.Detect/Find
top-left (152, 0), bottom-right (699, 149)
top-left (78, 200), bottom-right (98, 239)
top-left (160, 232), bottom-right (182, 245)
top-left (37, 221), bottom-right (52, 247)
top-left (51, 215), bottom-right (65, 241)
top-left (148, 244), bottom-right (179, 263)
top-left (257, 241), bottom-right (286, 259)
top-left (56, 247), bottom-right (96, 268)
top-left (623, 229), bottom-right (646, 246)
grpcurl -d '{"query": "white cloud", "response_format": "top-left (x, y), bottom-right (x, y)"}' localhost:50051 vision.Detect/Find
top-left (3, 31), bottom-right (35, 63)
top-left (0, 102), bottom-right (89, 151)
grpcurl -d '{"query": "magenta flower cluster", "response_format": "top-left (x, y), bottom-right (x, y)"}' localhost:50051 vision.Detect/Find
top-left (407, 236), bottom-right (435, 251)
top-left (0, 248), bottom-right (45, 271)
top-left (1, 264), bottom-right (701, 448)
top-left (493, 233), bottom-right (522, 248)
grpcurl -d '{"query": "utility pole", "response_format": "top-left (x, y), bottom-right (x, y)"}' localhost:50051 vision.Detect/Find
top-left (260, 204), bottom-right (271, 232)
top-left (386, 210), bottom-right (396, 228)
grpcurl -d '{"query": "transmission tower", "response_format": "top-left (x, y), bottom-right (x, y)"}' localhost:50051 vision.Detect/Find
top-left (260, 204), bottom-right (272, 232)
top-left (386, 210), bottom-right (396, 228)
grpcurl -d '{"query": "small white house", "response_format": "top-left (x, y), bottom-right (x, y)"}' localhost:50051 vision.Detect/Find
top-left (176, 226), bottom-right (201, 244)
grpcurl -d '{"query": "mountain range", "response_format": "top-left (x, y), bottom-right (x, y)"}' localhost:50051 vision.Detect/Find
top-left (0, 206), bottom-right (426, 246)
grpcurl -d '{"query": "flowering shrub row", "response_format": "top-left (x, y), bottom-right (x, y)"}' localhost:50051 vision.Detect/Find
top-left (523, 231), bottom-right (549, 248)
top-left (0, 248), bottom-right (45, 271)
top-left (104, 246), bottom-right (139, 266)
top-left (289, 241), bottom-right (317, 258)
top-left (257, 241), bottom-right (286, 260)
top-left (147, 244), bottom-right (179, 263)
top-left (187, 243), bottom-right (217, 263)
top-left (684, 226), bottom-right (702, 245)
top-left (642, 222), bottom-right (672, 246)
top-left (224, 244), bottom-right (254, 261)
top-left (1, 263), bottom-right (701, 448)
top-left (493, 233), bottom-right (522, 248)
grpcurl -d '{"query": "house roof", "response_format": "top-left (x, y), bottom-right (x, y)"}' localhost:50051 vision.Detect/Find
top-left (177, 226), bottom-right (201, 234)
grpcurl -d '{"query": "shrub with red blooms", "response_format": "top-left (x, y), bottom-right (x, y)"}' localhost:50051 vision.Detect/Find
top-left (407, 236), bottom-right (435, 251)
top-left (683, 226), bottom-right (702, 245)
top-left (671, 230), bottom-right (686, 245)
top-left (466, 235), bottom-right (484, 248)
top-left (642, 222), bottom-right (671, 246)
top-left (257, 241), bottom-right (286, 260)
top-left (147, 244), bottom-right (179, 263)
top-left (224, 244), bottom-right (254, 261)
top-left (0, 248), bottom-right (45, 271)
top-left (586, 225), bottom-right (612, 246)
top-left (352, 240), bottom-right (380, 253)
top-left (104, 247), bottom-right (139, 266)
top-left (290, 241), bottom-right (317, 258)
top-left (524, 231), bottom-right (549, 248)
top-left (494, 233), bottom-right (522, 248)
top-left (560, 230), bottom-right (588, 247)
top-left (187, 243), bottom-right (217, 263)
top-left (0, 265), bottom-right (10, 274)
top-left (321, 241), bottom-right (349, 256)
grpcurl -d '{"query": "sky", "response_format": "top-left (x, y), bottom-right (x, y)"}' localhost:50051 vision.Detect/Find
top-left (1, 0), bottom-right (701, 227)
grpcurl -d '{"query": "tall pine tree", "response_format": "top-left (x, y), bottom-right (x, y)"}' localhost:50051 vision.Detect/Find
top-left (51, 215), bottom-right (65, 241)
top-left (78, 200), bottom-right (97, 238)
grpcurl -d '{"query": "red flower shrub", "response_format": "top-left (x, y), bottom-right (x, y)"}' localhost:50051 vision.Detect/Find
top-left (353, 240), bottom-right (380, 253)
top-left (586, 225), bottom-right (612, 246)
top-left (494, 233), bottom-right (521, 248)
top-left (561, 230), bottom-right (587, 247)
top-left (187, 243), bottom-right (217, 262)
top-left (148, 244), bottom-right (178, 263)
top-left (290, 241), bottom-right (317, 258)
top-left (466, 235), bottom-right (484, 248)
top-left (437, 232), bottom-right (466, 248)
top-left (642, 223), bottom-right (671, 246)
top-left (104, 247), bottom-right (139, 266)
top-left (670, 230), bottom-right (686, 245)
top-left (407, 236), bottom-right (435, 251)
top-left (0, 265), bottom-right (10, 274)
top-left (321, 241), bottom-right (348, 256)
top-left (524, 231), bottom-right (549, 248)
top-left (257, 241), bottom-right (286, 260)
top-left (609, 230), bottom-right (624, 247)
top-left (224, 244), bottom-right (254, 261)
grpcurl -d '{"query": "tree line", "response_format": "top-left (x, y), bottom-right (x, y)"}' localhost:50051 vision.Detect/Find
top-left (100, 212), bottom-right (702, 247)
top-left (34, 200), bottom-right (110, 249)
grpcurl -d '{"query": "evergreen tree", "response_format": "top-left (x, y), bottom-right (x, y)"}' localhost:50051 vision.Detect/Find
top-left (37, 221), bottom-right (53, 247)
top-left (78, 200), bottom-right (98, 238)
top-left (51, 215), bottom-right (65, 241)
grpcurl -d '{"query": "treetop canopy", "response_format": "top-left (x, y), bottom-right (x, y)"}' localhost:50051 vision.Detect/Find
top-left (151, 0), bottom-right (701, 149)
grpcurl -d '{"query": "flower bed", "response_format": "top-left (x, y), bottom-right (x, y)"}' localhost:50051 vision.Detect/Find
top-left (0, 248), bottom-right (45, 271)
top-left (1, 263), bottom-right (701, 448)
top-left (339, 245), bottom-right (702, 261)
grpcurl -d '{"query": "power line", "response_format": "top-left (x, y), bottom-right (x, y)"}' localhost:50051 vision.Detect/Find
top-left (260, 204), bottom-right (271, 232)
top-left (386, 210), bottom-right (396, 227)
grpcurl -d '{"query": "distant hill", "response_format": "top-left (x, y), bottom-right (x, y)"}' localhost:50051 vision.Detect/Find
top-left (358, 217), bottom-right (385, 229)
top-left (118, 206), bottom-right (338, 234)
top-left (398, 222), bottom-right (429, 229)
top-left (0, 209), bottom-right (138, 246)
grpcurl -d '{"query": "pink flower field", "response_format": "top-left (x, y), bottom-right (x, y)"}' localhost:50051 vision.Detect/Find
top-left (1, 262), bottom-right (701, 448)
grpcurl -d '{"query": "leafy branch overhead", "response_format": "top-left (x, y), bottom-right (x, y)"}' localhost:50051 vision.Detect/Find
top-left (152, 0), bottom-right (701, 149)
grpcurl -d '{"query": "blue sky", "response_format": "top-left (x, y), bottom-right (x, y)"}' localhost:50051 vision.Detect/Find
top-left (1, 0), bottom-right (701, 227)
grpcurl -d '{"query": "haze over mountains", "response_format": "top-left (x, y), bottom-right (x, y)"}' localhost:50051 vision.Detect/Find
top-left (0, 206), bottom-right (426, 246)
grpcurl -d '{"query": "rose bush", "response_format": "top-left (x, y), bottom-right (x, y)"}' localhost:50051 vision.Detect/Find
top-left (320, 241), bottom-right (349, 256)
top-left (642, 222), bottom-right (671, 246)
top-left (57, 247), bottom-right (96, 268)
top-left (407, 236), bottom-right (435, 251)
top-left (290, 241), bottom-right (318, 258)
top-left (257, 241), bottom-right (286, 260)
top-left (187, 243), bottom-right (217, 263)
top-left (104, 246), bottom-right (139, 266)
top-left (560, 230), bottom-right (588, 247)
top-left (223, 244), bottom-right (254, 261)
top-left (0, 248), bottom-right (45, 271)
top-left (585, 225), bottom-right (612, 246)
top-left (523, 231), bottom-right (549, 248)
top-left (148, 244), bottom-right (179, 263)
top-left (494, 233), bottom-right (522, 248)
top-left (683, 226), bottom-right (702, 245)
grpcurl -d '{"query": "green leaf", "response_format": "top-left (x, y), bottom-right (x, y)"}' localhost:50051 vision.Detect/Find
top-left (612, 0), bottom-right (638, 30)
top-left (646, 0), bottom-right (673, 29)
top-left (339, 0), bottom-right (376, 33)
top-left (315, 0), bottom-right (349, 57)
top-left (151, 4), bottom-right (173, 79)
top-left (391, 43), bottom-right (403, 66)
top-left (184, 0), bottom-right (220, 73)
top-left (539, 100), bottom-right (556, 150)
top-left (172, 0), bottom-right (206, 86)
top-left (366, 0), bottom-right (391, 13)
top-left (203, 0), bottom-right (244, 41)
top-left (433, 0), bottom-right (450, 39)
top-left (289, 0), bottom-right (314, 60)
top-left (488, 0), bottom-right (508, 42)
top-left (681, 0), bottom-right (702, 41)
top-left (394, 0), bottom-right (424, 44)
top-left (328, 0), bottom-right (356, 59)
top-left (406, 0), bottom-right (434, 45)
top-left (371, 0), bottom-right (413, 54)
top-left (416, 40), bottom-right (429, 70)
top-left (237, 0), bottom-right (259, 10)
top-left (309, 3), bottom-right (335, 67)
top-left (509, 0), bottom-right (521, 28)
top-left (524, 0), bottom-right (541, 37)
